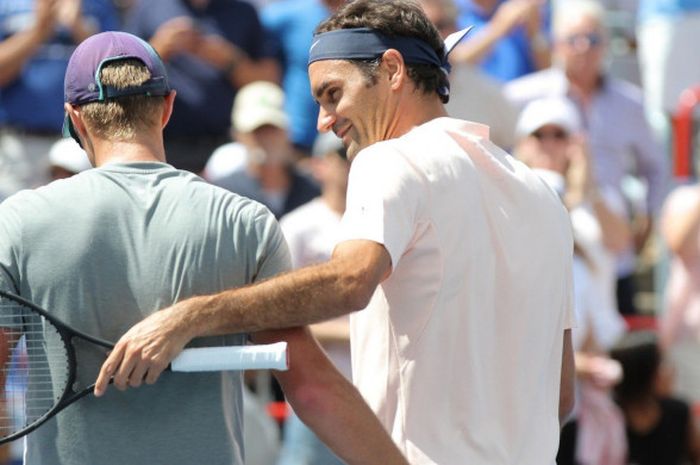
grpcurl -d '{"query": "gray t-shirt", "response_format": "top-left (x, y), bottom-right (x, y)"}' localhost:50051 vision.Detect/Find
top-left (0, 162), bottom-right (291, 465)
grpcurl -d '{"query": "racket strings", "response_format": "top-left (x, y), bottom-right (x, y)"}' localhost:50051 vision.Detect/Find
top-left (0, 297), bottom-right (70, 439)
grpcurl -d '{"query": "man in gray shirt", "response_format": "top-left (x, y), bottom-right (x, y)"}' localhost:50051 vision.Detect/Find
top-left (0, 31), bottom-right (407, 465)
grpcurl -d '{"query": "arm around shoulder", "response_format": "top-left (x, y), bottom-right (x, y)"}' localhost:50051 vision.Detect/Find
top-left (252, 327), bottom-right (408, 465)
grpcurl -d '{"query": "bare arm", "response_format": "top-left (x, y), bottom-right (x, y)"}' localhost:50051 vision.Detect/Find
top-left (252, 327), bottom-right (407, 465)
top-left (662, 190), bottom-right (700, 262)
top-left (94, 240), bottom-right (391, 394)
top-left (0, 0), bottom-right (55, 87)
top-left (565, 138), bottom-right (632, 253)
top-left (449, 0), bottom-right (542, 66)
top-left (197, 35), bottom-right (280, 87)
top-left (560, 329), bottom-right (575, 426)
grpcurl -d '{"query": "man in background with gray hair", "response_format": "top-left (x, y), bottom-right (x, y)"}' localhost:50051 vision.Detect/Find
top-left (505, 0), bottom-right (668, 315)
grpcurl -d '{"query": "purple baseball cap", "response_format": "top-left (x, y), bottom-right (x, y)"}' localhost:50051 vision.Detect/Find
top-left (63, 31), bottom-right (171, 144)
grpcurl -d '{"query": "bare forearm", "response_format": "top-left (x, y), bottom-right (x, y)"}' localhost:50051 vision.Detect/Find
top-left (290, 371), bottom-right (406, 465)
top-left (591, 195), bottom-right (632, 254)
top-left (184, 259), bottom-right (369, 339)
top-left (0, 28), bottom-right (47, 86)
top-left (262, 328), bottom-right (406, 465)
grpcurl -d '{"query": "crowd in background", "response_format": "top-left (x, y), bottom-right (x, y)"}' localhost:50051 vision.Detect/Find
top-left (2, 0), bottom-right (700, 464)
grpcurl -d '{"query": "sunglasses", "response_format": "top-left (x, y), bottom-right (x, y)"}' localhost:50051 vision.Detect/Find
top-left (531, 128), bottom-right (569, 141)
top-left (564, 32), bottom-right (603, 50)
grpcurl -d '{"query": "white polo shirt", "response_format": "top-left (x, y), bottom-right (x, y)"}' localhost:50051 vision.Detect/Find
top-left (341, 117), bottom-right (574, 465)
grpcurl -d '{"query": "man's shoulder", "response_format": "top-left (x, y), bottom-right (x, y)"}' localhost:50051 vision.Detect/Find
top-left (604, 76), bottom-right (646, 106)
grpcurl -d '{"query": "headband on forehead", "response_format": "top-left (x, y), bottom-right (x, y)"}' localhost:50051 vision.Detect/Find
top-left (308, 26), bottom-right (473, 100)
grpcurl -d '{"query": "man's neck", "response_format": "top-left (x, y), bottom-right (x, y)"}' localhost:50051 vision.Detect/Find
top-left (388, 94), bottom-right (448, 141)
top-left (566, 71), bottom-right (602, 99)
top-left (91, 133), bottom-right (167, 167)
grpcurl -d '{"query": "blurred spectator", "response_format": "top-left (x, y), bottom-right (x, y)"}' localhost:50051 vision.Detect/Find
top-left (514, 97), bottom-right (629, 351)
top-left (610, 331), bottom-right (700, 465)
top-left (419, 0), bottom-right (518, 149)
top-left (261, 0), bottom-right (344, 155)
top-left (0, 0), bottom-right (117, 198)
top-left (125, 0), bottom-right (280, 173)
top-left (276, 132), bottom-right (349, 465)
top-left (660, 183), bottom-right (700, 406)
top-left (206, 81), bottom-right (319, 219)
top-left (514, 96), bottom-right (630, 465)
top-left (47, 137), bottom-right (91, 180)
top-left (505, 0), bottom-right (668, 315)
top-left (637, 0), bottom-right (700, 143)
top-left (449, 0), bottom-right (551, 82)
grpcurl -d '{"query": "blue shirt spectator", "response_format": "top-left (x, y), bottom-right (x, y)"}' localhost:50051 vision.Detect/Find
top-left (262, 0), bottom-right (333, 152)
top-left (126, 0), bottom-right (280, 172)
top-left (126, 0), bottom-right (278, 138)
top-left (0, 0), bottom-right (118, 131)
top-left (453, 0), bottom-right (550, 82)
top-left (639, 0), bottom-right (700, 22)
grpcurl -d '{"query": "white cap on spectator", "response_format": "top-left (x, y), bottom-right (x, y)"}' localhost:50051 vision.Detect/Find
top-left (232, 81), bottom-right (288, 133)
top-left (49, 138), bottom-right (92, 173)
top-left (515, 97), bottom-right (582, 140)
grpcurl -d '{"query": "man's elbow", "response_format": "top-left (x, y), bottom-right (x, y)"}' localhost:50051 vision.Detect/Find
top-left (339, 270), bottom-right (377, 311)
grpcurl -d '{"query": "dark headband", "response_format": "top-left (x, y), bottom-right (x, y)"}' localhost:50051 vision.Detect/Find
top-left (308, 27), bottom-right (473, 99)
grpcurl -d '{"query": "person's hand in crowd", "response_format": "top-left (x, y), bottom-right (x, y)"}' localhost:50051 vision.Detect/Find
top-left (491, 0), bottom-right (541, 37)
top-left (196, 34), bottom-right (280, 86)
top-left (32, 0), bottom-right (58, 42)
top-left (54, 0), bottom-right (96, 43)
top-left (564, 135), bottom-right (594, 207)
top-left (55, 0), bottom-right (81, 30)
top-left (514, 135), bottom-right (551, 170)
top-left (575, 352), bottom-right (623, 389)
top-left (196, 34), bottom-right (244, 72)
top-left (149, 17), bottom-right (202, 62)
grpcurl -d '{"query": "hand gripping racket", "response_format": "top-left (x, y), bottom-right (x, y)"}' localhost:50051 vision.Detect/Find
top-left (0, 290), bottom-right (288, 444)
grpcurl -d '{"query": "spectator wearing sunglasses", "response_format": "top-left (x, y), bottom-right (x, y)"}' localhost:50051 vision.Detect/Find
top-left (505, 0), bottom-right (668, 316)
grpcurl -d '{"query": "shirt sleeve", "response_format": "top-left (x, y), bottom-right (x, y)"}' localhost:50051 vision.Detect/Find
top-left (0, 199), bottom-right (22, 294)
top-left (340, 144), bottom-right (424, 270)
top-left (251, 205), bottom-right (292, 282)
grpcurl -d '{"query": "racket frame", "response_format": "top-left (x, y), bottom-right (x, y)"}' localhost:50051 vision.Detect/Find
top-left (0, 289), bottom-right (113, 443)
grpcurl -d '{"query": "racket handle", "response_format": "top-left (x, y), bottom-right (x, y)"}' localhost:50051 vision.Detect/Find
top-left (170, 342), bottom-right (289, 372)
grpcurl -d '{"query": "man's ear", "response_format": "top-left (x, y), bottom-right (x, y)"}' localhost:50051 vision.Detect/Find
top-left (162, 90), bottom-right (177, 128)
top-left (65, 103), bottom-right (87, 141)
top-left (381, 49), bottom-right (407, 91)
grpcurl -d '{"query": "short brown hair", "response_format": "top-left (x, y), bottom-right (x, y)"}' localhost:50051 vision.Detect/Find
top-left (315, 0), bottom-right (449, 102)
top-left (80, 59), bottom-right (165, 140)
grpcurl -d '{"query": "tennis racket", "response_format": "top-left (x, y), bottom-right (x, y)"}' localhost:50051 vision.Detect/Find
top-left (0, 289), bottom-right (288, 444)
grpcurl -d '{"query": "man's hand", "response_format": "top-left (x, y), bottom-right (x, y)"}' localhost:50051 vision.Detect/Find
top-left (149, 17), bottom-right (201, 62)
top-left (32, 0), bottom-right (58, 41)
top-left (94, 302), bottom-right (197, 396)
top-left (197, 34), bottom-right (243, 71)
top-left (55, 0), bottom-right (81, 30)
top-left (491, 0), bottom-right (540, 37)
